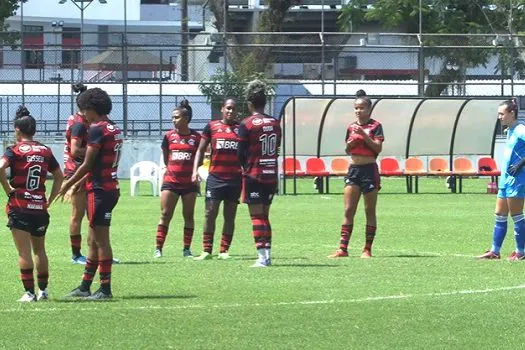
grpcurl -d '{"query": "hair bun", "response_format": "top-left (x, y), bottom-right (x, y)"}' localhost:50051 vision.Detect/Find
top-left (356, 89), bottom-right (367, 97)
top-left (246, 80), bottom-right (266, 95)
top-left (16, 105), bottom-right (30, 118)
top-left (179, 99), bottom-right (190, 108)
top-left (72, 83), bottom-right (87, 94)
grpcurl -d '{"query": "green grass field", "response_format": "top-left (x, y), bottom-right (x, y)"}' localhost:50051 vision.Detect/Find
top-left (0, 177), bottom-right (523, 349)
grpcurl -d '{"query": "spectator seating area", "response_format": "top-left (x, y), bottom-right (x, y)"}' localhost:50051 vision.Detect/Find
top-left (281, 156), bottom-right (501, 194)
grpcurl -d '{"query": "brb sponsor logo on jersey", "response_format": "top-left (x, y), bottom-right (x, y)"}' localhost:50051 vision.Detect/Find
top-left (171, 150), bottom-right (192, 161)
top-left (216, 139), bottom-right (238, 150)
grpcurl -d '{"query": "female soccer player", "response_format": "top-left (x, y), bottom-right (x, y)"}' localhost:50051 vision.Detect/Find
top-left (478, 99), bottom-right (525, 260)
top-left (329, 92), bottom-right (384, 259)
top-left (0, 106), bottom-right (63, 302)
top-left (193, 98), bottom-right (241, 261)
top-left (58, 87), bottom-right (122, 300)
top-left (237, 80), bottom-right (282, 267)
top-left (154, 100), bottom-right (201, 258)
top-left (64, 83), bottom-right (89, 264)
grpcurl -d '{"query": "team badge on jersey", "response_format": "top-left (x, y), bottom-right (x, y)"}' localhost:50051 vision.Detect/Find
top-left (19, 144), bottom-right (31, 153)
top-left (107, 124), bottom-right (115, 132)
top-left (188, 139), bottom-right (195, 146)
top-left (252, 118), bottom-right (263, 126)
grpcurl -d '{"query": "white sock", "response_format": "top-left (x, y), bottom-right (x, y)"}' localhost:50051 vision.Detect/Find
top-left (257, 248), bottom-right (266, 261)
top-left (264, 248), bottom-right (271, 261)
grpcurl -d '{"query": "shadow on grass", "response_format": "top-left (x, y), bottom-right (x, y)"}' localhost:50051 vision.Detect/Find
top-left (380, 254), bottom-right (441, 258)
top-left (271, 264), bottom-right (340, 268)
top-left (117, 261), bottom-right (172, 265)
top-left (120, 294), bottom-right (197, 301)
top-left (55, 294), bottom-right (197, 303)
top-left (232, 255), bottom-right (308, 261)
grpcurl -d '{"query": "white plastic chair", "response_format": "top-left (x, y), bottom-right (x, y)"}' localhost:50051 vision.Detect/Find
top-left (130, 161), bottom-right (160, 196)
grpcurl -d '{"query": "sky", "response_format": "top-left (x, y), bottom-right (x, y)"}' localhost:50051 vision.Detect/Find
top-left (15, 0), bottom-right (141, 21)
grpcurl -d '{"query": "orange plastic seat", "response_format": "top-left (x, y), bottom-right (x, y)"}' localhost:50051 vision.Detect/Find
top-left (282, 157), bottom-right (305, 176)
top-left (477, 157), bottom-right (501, 177)
top-left (428, 157), bottom-right (452, 176)
top-left (331, 158), bottom-right (349, 176)
top-left (305, 158), bottom-right (330, 177)
top-left (404, 157), bottom-right (427, 175)
top-left (453, 157), bottom-right (476, 176)
top-left (379, 158), bottom-right (403, 176)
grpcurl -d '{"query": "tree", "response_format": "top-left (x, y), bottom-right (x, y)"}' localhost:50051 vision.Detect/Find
top-left (201, 0), bottom-right (297, 116)
top-left (338, 0), bottom-right (525, 96)
top-left (207, 0), bottom-right (299, 74)
top-left (199, 70), bottom-right (273, 119)
top-left (0, 0), bottom-right (26, 46)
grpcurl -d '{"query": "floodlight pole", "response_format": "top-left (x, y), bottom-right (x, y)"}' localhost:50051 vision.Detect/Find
top-left (60, 0), bottom-right (104, 82)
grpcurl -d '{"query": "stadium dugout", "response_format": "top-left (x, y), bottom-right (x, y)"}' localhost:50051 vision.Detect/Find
top-left (280, 97), bottom-right (503, 194)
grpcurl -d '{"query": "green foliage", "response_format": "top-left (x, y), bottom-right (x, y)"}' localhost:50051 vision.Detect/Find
top-left (0, 0), bottom-right (24, 46)
top-left (338, 0), bottom-right (525, 96)
top-left (199, 69), bottom-right (274, 119)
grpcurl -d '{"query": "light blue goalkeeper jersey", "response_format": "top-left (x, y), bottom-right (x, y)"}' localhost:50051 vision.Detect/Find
top-left (499, 123), bottom-right (525, 197)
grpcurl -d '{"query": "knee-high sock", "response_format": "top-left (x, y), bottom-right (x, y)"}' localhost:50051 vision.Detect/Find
top-left (512, 214), bottom-right (525, 254)
top-left (183, 227), bottom-right (194, 250)
top-left (491, 215), bottom-right (508, 254)
top-left (339, 224), bottom-right (353, 252)
top-left (156, 224), bottom-right (168, 250)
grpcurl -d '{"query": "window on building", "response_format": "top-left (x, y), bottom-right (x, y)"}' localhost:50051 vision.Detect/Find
top-left (24, 50), bottom-right (44, 68)
top-left (62, 50), bottom-right (81, 66)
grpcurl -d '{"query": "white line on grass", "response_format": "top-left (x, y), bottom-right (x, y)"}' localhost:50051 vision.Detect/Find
top-left (1, 284), bottom-right (524, 313)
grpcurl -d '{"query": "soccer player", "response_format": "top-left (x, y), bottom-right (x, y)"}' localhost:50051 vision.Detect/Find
top-left (58, 87), bottom-right (122, 300)
top-left (154, 100), bottom-right (201, 258)
top-left (0, 106), bottom-right (63, 302)
top-left (64, 83), bottom-right (89, 264)
top-left (193, 98), bottom-right (241, 261)
top-left (478, 99), bottom-right (525, 260)
top-left (237, 80), bottom-right (282, 267)
top-left (329, 92), bottom-right (384, 259)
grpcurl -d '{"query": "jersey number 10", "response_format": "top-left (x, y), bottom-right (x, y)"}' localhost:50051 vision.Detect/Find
top-left (259, 133), bottom-right (277, 156)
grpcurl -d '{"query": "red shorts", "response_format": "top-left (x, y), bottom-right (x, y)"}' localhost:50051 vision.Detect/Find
top-left (87, 190), bottom-right (120, 227)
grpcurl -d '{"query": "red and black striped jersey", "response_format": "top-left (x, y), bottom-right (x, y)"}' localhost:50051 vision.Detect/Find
top-left (238, 113), bottom-right (282, 184)
top-left (86, 119), bottom-right (123, 191)
top-left (202, 120), bottom-right (242, 181)
top-left (161, 129), bottom-right (201, 188)
top-left (2, 141), bottom-right (59, 213)
top-left (64, 113), bottom-right (88, 177)
top-left (345, 118), bottom-right (384, 158)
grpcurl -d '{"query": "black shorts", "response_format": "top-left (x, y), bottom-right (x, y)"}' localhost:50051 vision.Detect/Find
top-left (7, 210), bottom-right (50, 237)
top-left (205, 174), bottom-right (241, 203)
top-left (344, 163), bottom-right (381, 194)
top-left (242, 176), bottom-right (277, 205)
top-left (161, 182), bottom-right (200, 196)
top-left (87, 190), bottom-right (120, 227)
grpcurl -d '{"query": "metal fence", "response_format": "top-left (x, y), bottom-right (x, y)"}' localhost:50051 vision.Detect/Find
top-left (2, 30), bottom-right (525, 135)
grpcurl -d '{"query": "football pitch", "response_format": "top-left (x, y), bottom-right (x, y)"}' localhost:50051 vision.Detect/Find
top-left (1, 177), bottom-right (524, 349)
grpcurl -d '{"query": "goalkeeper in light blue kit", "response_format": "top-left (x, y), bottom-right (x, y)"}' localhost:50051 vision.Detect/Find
top-left (478, 99), bottom-right (525, 260)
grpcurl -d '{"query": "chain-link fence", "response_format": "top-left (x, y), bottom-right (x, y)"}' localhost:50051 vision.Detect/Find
top-left (2, 30), bottom-right (525, 135)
